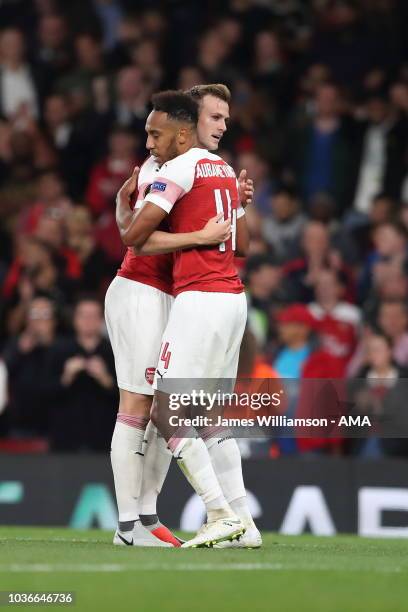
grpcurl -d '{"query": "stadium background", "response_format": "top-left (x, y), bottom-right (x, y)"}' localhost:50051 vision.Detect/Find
top-left (0, 0), bottom-right (408, 535)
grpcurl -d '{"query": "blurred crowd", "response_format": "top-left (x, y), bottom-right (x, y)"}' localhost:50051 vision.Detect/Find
top-left (0, 0), bottom-right (408, 457)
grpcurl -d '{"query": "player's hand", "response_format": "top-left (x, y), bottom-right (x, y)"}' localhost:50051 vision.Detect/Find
top-left (198, 213), bottom-right (231, 245)
top-left (117, 166), bottom-right (140, 207)
top-left (238, 169), bottom-right (254, 208)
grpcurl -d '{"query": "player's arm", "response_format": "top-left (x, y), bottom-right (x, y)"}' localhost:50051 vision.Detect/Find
top-left (234, 169), bottom-right (253, 257)
top-left (121, 201), bottom-right (168, 248)
top-left (235, 207), bottom-right (249, 257)
top-left (115, 167), bottom-right (168, 248)
top-left (133, 213), bottom-right (231, 255)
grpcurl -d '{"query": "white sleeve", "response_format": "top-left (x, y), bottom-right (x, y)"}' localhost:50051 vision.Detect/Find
top-left (144, 154), bottom-right (196, 214)
top-left (233, 176), bottom-right (246, 218)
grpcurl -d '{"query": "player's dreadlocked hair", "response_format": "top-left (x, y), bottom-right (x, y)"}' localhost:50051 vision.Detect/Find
top-left (151, 90), bottom-right (198, 125)
top-left (186, 84), bottom-right (231, 105)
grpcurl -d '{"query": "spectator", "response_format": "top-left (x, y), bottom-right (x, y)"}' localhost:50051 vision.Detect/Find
top-left (309, 269), bottom-right (361, 372)
top-left (235, 327), bottom-right (280, 458)
top-left (245, 254), bottom-right (293, 346)
top-left (43, 94), bottom-right (100, 197)
top-left (273, 304), bottom-right (316, 378)
top-left (308, 191), bottom-right (337, 225)
top-left (348, 333), bottom-right (408, 457)
top-left (288, 83), bottom-right (354, 213)
top-left (66, 206), bottom-right (113, 295)
top-left (18, 168), bottom-right (72, 234)
top-left (2, 237), bottom-right (72, 336)
top-left (377, 300), bottom-right (408, 367)
top-left (2, 295), bottom-right (58, 437)
top-left (93, 0), bottom-right (124, 52)
top-left (86, 126), bottom-right (138, 217)
top-left (131, 38), bottom-right (163, 90)
top-left (238, 327), bottom-right (279, 380)
top-left (262, 187), bottom-right (306, 260)
top-left (309, 0), bottom-right (383, 88)
top-left (0, 28), bottom-right (39, 119)
top-left (36, 14), bottom-right (73, 89)
top-left (108, 65), bottom-right (151, 134)
top-left (273, 304), bottom-right (318, 454)
top-left (106, 15), bottom-right (142, 69)
top-left (56, 33), bottom-right (106, 107)
top-left (235, 151), bottom-right (275, 216)
top-left (177, 65), bottom-right (205, 91)
top-left (283, 221), bottom-right (354, 302)
top-left (252, 30), bottom-right (289, 110)
top-left (0, 129), bottom-right (43, 218)
top-left (353, 94), bottom-right (407, 214)
top-left (196, 30), bottom-right (231, 82)
top-left (359, 222), bottom-right (408, 302)
top-left (47, 296), bottom-right (117, 452)
top-left (368, 193), bottom-right (396, 227)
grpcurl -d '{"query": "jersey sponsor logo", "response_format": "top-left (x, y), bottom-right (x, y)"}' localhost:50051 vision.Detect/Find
top-left (196, 163), bottom-right (236, 179)
top-left (145, 367), bottom-right (156, 385)
top-left (151, 181), bottom-right (167, 192)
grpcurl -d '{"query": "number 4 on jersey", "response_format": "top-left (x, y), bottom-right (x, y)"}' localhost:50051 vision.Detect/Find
top-left (214, 188), bottom-right (237, 252)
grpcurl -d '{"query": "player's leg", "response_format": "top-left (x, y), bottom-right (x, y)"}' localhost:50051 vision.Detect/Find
top-left (151, 398), bottom-right (244, 548)
top-left (135, 288), bottom-right (180, 545)
top-left (201, 294), bottom-right (261, 548)
top-left (151, 291), bottom-right (246, 547)
top-left (111, 390), bottom-right (171, 546)
top-left (202, 427), bottom-right (262, 548)
top-left (105, 276), bottom-right (175, 547)
top-left (139, 421), bottom-right (183, 546)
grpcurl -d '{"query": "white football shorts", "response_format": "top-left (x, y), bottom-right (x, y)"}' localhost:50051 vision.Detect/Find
top-left (153, 290), bottom-right (247, 392)
top-left (105, 276), bottom-right (173, 395)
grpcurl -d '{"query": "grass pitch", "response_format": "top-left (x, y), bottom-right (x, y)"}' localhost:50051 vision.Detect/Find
top-left (0, 527), bottom-right (407, 612)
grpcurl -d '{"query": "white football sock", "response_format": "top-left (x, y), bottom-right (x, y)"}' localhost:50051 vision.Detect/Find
top-left (110, 414), bottom-right (148, 523)
top-left (169, 433), bottom-right (232, 522)
top-left (139, 422), bottom-right (172, 516)
top-left (203, 430), bottom-right (255, 527)
top-left (229, 496), bottom-right (255, 527)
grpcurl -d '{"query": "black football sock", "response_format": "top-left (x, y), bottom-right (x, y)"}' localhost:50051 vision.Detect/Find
top-left (118, 519), bottom-right (136, 532)
top-left (139, 514), bottom-right (160, 530)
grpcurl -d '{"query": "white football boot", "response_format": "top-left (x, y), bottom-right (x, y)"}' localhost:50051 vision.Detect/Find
top-left (181, 517), bottom-right (245, 548)
top-left (213, 524), bottom-right (262, 549)
top-left (113, 521), bottom-right (174, 547)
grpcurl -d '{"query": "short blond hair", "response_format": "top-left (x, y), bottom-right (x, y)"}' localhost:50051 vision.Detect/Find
top-left (186, 83), bottom-right (231, 104)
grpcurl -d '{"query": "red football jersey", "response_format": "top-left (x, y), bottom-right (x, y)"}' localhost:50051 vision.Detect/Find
top-left (117, 156), bottom-right (173, 295)
top-left (308, 302), bottom-right (361, 362)
top-left (145, 148), bottom-right (245, 296)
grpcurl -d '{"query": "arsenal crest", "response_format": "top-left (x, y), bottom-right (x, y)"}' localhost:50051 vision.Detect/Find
top-left (145, 367), bottom-right (156, 385)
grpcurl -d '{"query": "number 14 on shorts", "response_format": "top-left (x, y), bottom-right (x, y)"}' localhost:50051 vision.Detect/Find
top-left (160, 341), bottom-right (172, 370)
top-left (214, 188), bottom-right (237, 252)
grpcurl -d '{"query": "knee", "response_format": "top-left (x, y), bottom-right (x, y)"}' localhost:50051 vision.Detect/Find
top-left (118, 389), bottom-right (151, 417)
